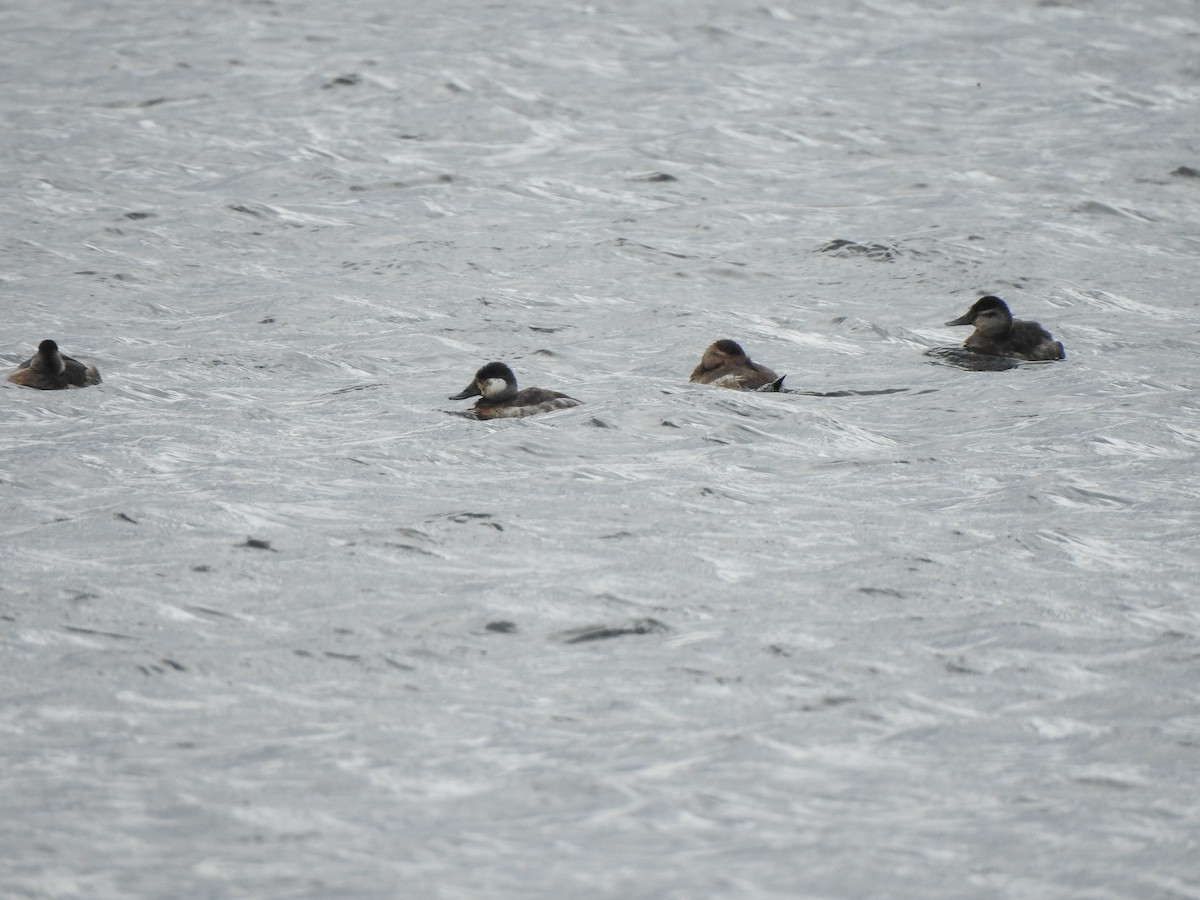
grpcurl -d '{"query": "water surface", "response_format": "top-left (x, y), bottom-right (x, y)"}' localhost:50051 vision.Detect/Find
top-left (3, 1), bottom-right (1199, 897)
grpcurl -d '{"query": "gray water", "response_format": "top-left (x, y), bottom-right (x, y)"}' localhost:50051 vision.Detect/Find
top-left (3, 1), bottom-right (1199, 897)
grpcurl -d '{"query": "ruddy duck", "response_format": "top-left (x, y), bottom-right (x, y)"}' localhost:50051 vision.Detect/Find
top-left (945, 296), bottom-right (1065, 361)
top-left (689, 340), bottom-right (785, 391)
top-left (6, 340), bottom-right (102, 389)
top-left (450, 362), bottom-right (581, 419)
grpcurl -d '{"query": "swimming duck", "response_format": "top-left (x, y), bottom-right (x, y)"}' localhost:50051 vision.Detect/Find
top-left (450, 362), bottom-right (581, 419)
top-left (689, 340), bottom-right (785, 391)
top-left (6, 340), bottom-right (102, 389)
top-left (944, 296), bottom-right (1065, 361)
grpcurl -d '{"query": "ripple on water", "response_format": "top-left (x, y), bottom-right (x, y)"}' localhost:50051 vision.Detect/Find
top-left (3, 1), bottom-right (1199, 898)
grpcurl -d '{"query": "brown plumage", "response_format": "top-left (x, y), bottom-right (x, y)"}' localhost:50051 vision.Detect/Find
top-left (7, 340), bottom-right (102, 390)
top-left (450, 362), bottom-right (581, 419)
top-left (689, 340), bottom-right (785, 391)
top-left (945, 296), bottom-right (1065, 361)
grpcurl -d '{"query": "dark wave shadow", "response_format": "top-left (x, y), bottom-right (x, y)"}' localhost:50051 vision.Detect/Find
top-left (786, 387), bottom-right (915, 398)
top-left (924, 347), bottom-right (1021, 371)
top-left (558, 618), bottom-right (670, 644)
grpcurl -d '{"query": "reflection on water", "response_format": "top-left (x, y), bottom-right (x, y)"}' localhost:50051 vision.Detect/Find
top-left (924, 346), bottom-right (1023, 371)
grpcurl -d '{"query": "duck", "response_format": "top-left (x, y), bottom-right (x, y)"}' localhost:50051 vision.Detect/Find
top-left (944, 296), bottom-right (1065, 361)
top-left (6, 340), bottom-right (102, 389)
top-left (449, 362), bottom-right (581, 419)
top-left (689, 340), bottom-right (785, 391)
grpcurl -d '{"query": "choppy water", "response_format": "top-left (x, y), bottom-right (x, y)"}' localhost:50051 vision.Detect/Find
top-left (3, 1), bottom-right (1200, 897)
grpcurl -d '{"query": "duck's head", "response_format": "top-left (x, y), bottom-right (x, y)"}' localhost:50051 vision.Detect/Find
top-left (450, 361), bottom-right (518, 401)
top-left (699, 339), bottom-right (750, 370)
top-left (945, 295), bottom-right (1014, 332)
top-left (32, 340), bottom-right (66, 374)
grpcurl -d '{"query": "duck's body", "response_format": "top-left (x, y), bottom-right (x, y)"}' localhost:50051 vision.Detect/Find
top-left (945, 296), bottom-right (1065, 361)
top-left (6, 340), bottom-right (101, 390)
top-left (690, 340), bottom-right (785, 391)
top-left (450, 362), bottom-right (581, 419)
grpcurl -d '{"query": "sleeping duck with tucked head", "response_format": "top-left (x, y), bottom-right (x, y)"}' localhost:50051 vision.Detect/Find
top-left (7, 340), bottom-right (102, 389)
top-left (689, 339), bottom-right (785, 391)
top-left (945, 296), bottom-right (1065, 361)
top-left (450, 362), bottom-right (581, 419)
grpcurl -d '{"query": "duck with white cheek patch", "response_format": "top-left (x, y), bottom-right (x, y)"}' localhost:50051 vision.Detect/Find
top-left (450, 362), bottom-right (581, 419)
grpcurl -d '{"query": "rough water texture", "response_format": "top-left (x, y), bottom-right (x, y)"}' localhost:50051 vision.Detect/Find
top-left (3, 1), bottom-right (1199, 897)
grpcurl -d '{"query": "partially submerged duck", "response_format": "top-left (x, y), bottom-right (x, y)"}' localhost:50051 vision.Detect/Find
top-left (450, 362), bottom-right (581, 419)
top-left (6, 340), bottom-right (101, 389)
top-left (944, 296), bottom-right (1065, 361)
top-left (690, 340), bottom-right (785, 391)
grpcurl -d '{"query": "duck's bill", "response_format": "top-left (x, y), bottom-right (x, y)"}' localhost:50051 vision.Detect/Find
top-left (449, 382), bottom-right (481, 400)
top-left (944, 313), bottom-right (973, 326)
